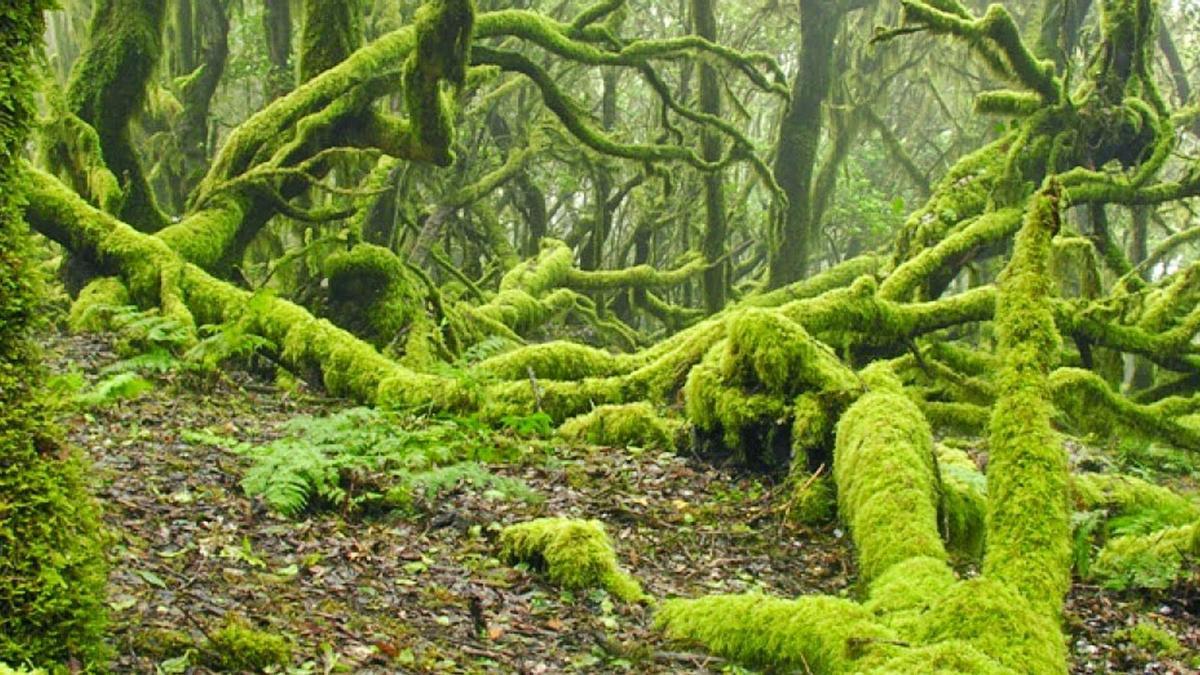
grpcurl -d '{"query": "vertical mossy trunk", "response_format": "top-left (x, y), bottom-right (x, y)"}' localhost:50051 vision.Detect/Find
top-left (66, 0), bottom-right (170, 232)
top-left (691, 0), bottom-right (728, 313)
top-left (767, 0), bottom-right (841, 288)
top-left (175, 0), bottom-right (229, 203)
top-left (299, 0), bottom-right (364, 83)
top-left (263, 0), bottom-right (293, 99)
top-left (1, 2), bottom-right (108, 667)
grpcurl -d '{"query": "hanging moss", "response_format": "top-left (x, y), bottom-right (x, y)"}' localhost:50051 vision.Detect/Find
top-left (558, 403), bottom-right (676, 450)
top-left (499, 518), bottom-right (646, 602)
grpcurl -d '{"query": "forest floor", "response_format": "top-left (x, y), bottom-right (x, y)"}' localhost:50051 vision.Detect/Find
top-left (45, 331), bottom-right (1200, 674)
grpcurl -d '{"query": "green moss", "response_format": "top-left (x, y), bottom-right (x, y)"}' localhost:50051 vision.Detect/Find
top-left (834, 378), bottom-right (946, 584)
top-left (936, 444), bottom-right (987, 560)
top-left (200, 615), bottom-right (292, 672)
top-left (1091, 521), bottom-right (1198, 590)
top-left (2, 4), bottom-right (108, 668)
top-left (1072, 473), bottom-right (1199, 536)
top-left (477, 341), bottom-right (633, 381)
top-left (983, 185), bottom-right (1070, 620)
top-left (64, 0), bottom-right (169, 232)
top-left (786, 471), bottom-right (836, 525)
top-left (0, 436), bottom-right (109, 668)
top-left (558, 403), bottom-right (676, 450)
top-left (1115, 621), bottom-right (1184, 657)
top-left (323, 243), bottom-right (423, 350)
top-left (724, 308), bottom-right (860, 397)
top-left (298, 0), bottom-right (363, 82)
top-left (498, 518), bottom-right (646, 602)
top-left (67, 276), bottom-right (130, 333)
top-left (656, 593), bottom-right (899, 672)
top-left (902, 578), bottom-right (1066, 675)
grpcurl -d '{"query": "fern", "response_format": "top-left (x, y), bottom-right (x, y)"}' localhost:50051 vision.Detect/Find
top-left (224, 408), bottom-right (540, 517)
top-left (76, 372), bottom-right (154, 408)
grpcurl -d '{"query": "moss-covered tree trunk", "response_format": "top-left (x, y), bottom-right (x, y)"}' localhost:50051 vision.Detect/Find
top-left (767, 0), bottom-right (842, 288)
top-left (0, 2), bottom-right (108, 667)
top-left (691, 0), bottom-right (728, 313)
top-left (66, 0), bottom-right (170, 232)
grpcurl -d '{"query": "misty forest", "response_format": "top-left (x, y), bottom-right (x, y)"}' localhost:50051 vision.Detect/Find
top-left (4, 0), bottom-right (1200, 672)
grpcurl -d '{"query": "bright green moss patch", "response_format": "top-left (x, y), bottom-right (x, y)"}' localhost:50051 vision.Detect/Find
top-left (1115, 621), bottom-right (1184, 657)
top-left (200, 615), bottom-right (292, 672)
top-left (0, 439), bottom-right (108, 667)
top-left (656, 593), bottom-right (898, 673)
top-left (786, 471), bottom-right (836, 525)
top-left (557, 402), bottom-right (676, 450)
top-left (1091, 521), bottom-right (1198, 590)
top-left (67, 276), bottom-right (130, 333)
top-left (499, 518), bottom-right (646, 602)
top-left (908, 577), bottom-right (1067, 675)
top-left (834, 381), bottom-right (946, 584)
top-left (936, 444), bottom-right (988, 559)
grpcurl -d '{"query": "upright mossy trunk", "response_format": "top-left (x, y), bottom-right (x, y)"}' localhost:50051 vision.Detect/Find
top-left (1, 2), bottom-right (108, 667)
top-left (299, 0), bottom-right (364, 83)
top-left (66, 0), bottom-right (170, 232)
top-left (691, 0), bottom-right (728, 313)
top-left (767, 0), bottom-right (842, 288)
top-left (263, 0), bottom-right (294, 99)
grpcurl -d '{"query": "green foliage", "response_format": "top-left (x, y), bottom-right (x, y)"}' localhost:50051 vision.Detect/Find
top-left (226, 407), bottom-right (540, 516)
top-left (499, 518), bottom-right (646, 603)
top-left (75, 371), bottom-right (155, 408)
top-left (199, 615), bottom-right (292, 672)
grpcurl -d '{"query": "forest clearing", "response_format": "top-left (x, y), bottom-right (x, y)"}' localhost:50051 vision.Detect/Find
top-left (2, 0), bottom-right (1200, 672)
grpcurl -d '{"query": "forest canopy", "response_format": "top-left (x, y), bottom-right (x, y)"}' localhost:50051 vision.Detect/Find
top-left (3, 0), bottom-right (1200, 672)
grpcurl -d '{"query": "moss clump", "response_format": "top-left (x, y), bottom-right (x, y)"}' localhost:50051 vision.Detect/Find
top-left (200, 615), bottom-right (292, 672)
top-left (904, 577), bottom-right (1066, 675)
top-left (67, 276), bottom-right (130, 333)
top-left (1115, 621), bottom-right (1184, 657)
top-left (499, 518), bottom-right (646, 602)
top-left (936, 444), bottom-right (988, 560)
top-left (558, 403), bottom-right (676, 450)
top-left (786, 471), bottom-right (836, 525)
top-left (1090, 522), bottom-right (1198, 591)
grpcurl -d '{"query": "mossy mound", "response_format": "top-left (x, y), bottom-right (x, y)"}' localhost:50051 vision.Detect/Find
top-left (199, 615), bottom-right (292, 672)
top-left (498, 517), bottom-right (646, 602)
top-left (557, 402), bottom-right (676, 450)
